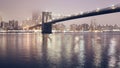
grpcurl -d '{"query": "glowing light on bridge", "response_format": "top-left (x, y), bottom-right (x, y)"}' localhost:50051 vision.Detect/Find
top-left (51, 13), bottom-right (66, 20)
top-left (111, 5), bottom-right (116, 9)
top-left (96, 8), bottom-right (100, 12)
top-left (48, 19), bottom-right (52, 22)
top-left (67, 14), bottom-right (71, 17)
top-left (80, 12), bottom-right (84, 15)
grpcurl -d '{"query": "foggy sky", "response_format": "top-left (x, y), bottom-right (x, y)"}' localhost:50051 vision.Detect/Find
top-left (0, 0), bottom-right (120, 25)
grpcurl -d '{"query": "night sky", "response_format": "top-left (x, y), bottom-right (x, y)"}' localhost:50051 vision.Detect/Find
top-left (0, 0), bottom-right (120, 25)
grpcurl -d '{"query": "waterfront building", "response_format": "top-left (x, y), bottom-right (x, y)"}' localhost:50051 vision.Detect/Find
top-left (22, 19), bottom-right (33, 30)
top-left (76, 25), bottom-right (82, 31)
top-left (113, 24), bottom-right (119, 29)
top-left (113, 24), bottom-right (120, 31)
top-left (1, 21), bottom-right (9, 30)
top-left (89, 23), bottom-right (94, 31)
top-left (96, 24), bottom-right (102, 31)
top-left (8, 20), bottom-right (19, 30)
top-left (52, 24), bottom-right (66, 32)
top-left (89, 19), bottom-right (97, 31)
top-left (70, 24), bottom-right (77, 32)
top-left (81, 23), bottom-right (89, 31)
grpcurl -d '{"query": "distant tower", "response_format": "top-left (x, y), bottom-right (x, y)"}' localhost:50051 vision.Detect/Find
top-left (89, 19), bottom-right (97, 31)
top-left (32, 11), bottom-right (40, 24)
top-left (93, 19), bottom-right (97, 30)
top-left (42, 11), bottom-right (52, 34)
top-left (42, 12), bottom-right (52, 23)
top-left (32, 11), bottom-right (39, 21)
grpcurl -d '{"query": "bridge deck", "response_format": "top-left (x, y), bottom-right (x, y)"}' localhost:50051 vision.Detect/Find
top-left (29, 5), bottom-right (120, 29)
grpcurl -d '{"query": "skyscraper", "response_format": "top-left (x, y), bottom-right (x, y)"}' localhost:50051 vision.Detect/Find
top-left (32, 11), bottom-right (39, 21)
top-left (32, 11), bottom-right (40, 25)
top-left (89, 19), bottom-right (97, 31)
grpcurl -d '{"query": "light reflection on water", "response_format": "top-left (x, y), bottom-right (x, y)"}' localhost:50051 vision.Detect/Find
top-left (0, 32), bottom-right (120, 68)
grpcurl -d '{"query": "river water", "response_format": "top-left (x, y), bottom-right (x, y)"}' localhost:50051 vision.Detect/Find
top-left (0, 32), bottom-right (120, 68)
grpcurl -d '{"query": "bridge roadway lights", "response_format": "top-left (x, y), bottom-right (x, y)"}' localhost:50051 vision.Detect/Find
top-left (42, 23), bottom-right (52, 34)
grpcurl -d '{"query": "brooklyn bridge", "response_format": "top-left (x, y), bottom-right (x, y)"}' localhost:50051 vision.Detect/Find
top-left (28, 4), bottom-right (120, 34)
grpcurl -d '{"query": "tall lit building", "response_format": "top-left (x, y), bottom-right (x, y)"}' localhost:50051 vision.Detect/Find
top-left (1, 21), bottom-right (8, 30)
top-left (22, 19), bottom-right (33, 29)
top-left (89, 19), bottom-right (97, 31)
top-left (32, 11), bottom-right (41, 24)
top-left (32, 11), bottom-right (39, 21)
top-left (81, 23), bottom-right (89, 31)
top-left (8, 20), bottom-right (19, 30)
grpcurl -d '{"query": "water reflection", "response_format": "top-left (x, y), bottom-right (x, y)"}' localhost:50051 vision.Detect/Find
top-left (0, 32), bottom-right (120, 68)
top-left (108, 38), bottom-right (116, 67)
top-left (93, 33), bottom-right (102, 68)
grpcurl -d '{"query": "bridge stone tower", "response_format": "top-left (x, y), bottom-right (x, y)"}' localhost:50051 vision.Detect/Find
top-left (42, 12), bottom-right (52, 34)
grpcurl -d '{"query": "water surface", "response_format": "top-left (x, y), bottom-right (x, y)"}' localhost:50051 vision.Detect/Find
top-left (0, 32), bottom-right (120, 68)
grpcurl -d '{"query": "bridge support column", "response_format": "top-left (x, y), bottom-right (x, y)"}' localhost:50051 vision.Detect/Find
top-left (42, 11), bottom-right (52, 34)
top-left (42, 23), bottom-right (52, 34)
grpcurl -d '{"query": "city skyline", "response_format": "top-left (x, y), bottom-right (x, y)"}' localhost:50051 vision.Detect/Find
top-left (0, 0), bottom-right (120, 25)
